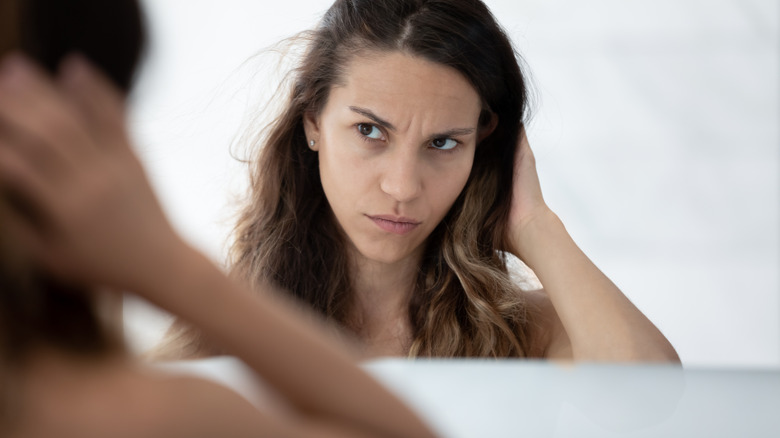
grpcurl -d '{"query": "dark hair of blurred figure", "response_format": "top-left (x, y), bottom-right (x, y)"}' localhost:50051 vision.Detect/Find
top-left (0, 0), bottom-right (145, 369)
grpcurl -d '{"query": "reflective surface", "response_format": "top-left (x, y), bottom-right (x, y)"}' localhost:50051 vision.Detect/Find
top-left (159, 357), bottom-right (780, 437)
top-left (128, 0), bottom-right (780, 368)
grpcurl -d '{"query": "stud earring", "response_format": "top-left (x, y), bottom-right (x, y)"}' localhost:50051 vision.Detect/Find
top-left (309, 140), bottom-right (316, 147)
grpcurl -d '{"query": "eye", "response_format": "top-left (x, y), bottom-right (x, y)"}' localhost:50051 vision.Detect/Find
top-left (430, 138), bottom-right (458, 151)
top-left (357, 123), bottom-right (384, 140)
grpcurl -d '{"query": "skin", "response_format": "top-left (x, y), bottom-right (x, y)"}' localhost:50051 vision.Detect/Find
top-left (0, 30), bottom-right (676, 431)
top-left (0, 54), bottom-right (437, 437)
top-left (304, 52), bottom-right (482, 355)
top-left (306, 50), bottom-right (679, 362)
top-left (0, 34), bottom-right (676, 436)
top-left (11, 346), bottom-right (398, 438)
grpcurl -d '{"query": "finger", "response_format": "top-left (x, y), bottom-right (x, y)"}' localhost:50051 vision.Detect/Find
top-left (0, 138), bottom-right (59, 228)
top-left (0, 54), bottom-right (95, 162)
top-left (0, 145), bottom-right (75, 281)
top-left (0, 115), bottom-right (71, 180)
top-left (0, 195), bottom-right (48, 269)
top-left (1, 196), bottom-right (78, 285)
top-left (58, 54), bottom-right (128, 150)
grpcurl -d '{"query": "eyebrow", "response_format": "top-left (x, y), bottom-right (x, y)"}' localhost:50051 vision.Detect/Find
top-left (349, 106), bottom-right (396, 131)
top-left (348, 106), bottom-right (476, 138)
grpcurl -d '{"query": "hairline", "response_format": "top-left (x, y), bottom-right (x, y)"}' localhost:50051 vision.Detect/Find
top-left (311, 45), bottom-right (492, 124)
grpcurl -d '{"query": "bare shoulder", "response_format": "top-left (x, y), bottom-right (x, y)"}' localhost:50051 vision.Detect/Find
top-left (522, 289), bottom-right (572, 360)
top-left (7, 364), bottom-right (264, 438)
top-left (11, 356), bottom-right (350, 438)
top-left (131, 372), bottom-right (375, 438)
top-left (125, 371), bottom-right (277, 438)
top-left (11, 361), bottom-right (377, 438)
top-left (35, 367), bottom-right (277, 438)
top-left (141, 372), bottom-right (378, 438)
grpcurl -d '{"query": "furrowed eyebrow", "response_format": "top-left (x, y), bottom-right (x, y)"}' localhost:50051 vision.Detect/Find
top-left (349, 106), bottom-right (476, 139)
top-left (349, 106), bottom-right (396, 131)
top-left (431, 127), bottom-right (475, 138)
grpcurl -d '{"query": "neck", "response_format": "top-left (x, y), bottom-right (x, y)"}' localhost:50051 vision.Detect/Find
top-left (346, 246), bottom-right (422, 341)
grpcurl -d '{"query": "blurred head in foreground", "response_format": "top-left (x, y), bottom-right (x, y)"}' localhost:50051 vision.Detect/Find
top-left (0, 0), bottom-right (145, 368)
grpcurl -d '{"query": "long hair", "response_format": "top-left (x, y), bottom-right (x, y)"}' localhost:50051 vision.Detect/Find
top-left (163, 0), bottom-right (538, 359)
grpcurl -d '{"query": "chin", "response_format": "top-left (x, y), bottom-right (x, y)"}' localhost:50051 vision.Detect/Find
top-left (354, 242), bottom-right (415, 266)
top-left (362, 250), bottom-right (406, 265)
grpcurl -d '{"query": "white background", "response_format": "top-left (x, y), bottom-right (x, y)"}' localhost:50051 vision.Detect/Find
top-left (125, 0), bottom-right (779, 369)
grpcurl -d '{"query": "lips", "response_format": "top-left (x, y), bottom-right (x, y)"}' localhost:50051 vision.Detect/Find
top-left (367, 214), bottom-right (421, 235)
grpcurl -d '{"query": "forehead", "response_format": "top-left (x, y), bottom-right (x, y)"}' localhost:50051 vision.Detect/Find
top-left (328, 51), bottom-right (482, 124)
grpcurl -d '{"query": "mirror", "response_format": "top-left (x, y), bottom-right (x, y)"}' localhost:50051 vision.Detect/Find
top-left (125, 0), bottom-right (779, 369)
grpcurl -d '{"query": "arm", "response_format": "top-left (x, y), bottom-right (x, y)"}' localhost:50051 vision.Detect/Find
top-left (145, 242), bottom-right (433, 437)
top-left (158, 375), bottom-right (383, 438)
top-left (0, 54), bottom-right (436, 438)
top-left (508, 127), bottom-right (679, 362)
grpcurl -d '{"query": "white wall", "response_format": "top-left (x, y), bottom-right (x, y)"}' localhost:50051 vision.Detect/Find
top-left (126, 0), bottom-right (779, 368)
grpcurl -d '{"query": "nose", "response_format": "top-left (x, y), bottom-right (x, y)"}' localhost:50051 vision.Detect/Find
top-left (379, 146), bottom-right (423, 203)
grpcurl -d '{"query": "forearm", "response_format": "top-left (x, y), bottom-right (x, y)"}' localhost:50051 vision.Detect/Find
top-left (139, 241), bottom-right (435, 438)
top-left (513, 209), bottom-right (679, 362)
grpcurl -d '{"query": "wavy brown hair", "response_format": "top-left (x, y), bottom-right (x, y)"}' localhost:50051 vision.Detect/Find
top-left (159, 0), bottom-right (539, 359)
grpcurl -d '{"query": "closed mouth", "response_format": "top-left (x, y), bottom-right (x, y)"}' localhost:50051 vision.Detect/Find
top-left (367, 214), bottom-right (421, 235)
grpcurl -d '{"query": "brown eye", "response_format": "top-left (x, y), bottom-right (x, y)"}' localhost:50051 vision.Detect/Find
top-left (431, 138), bottom-right (457, 150)
top-left (357, 123), bottom-right (382, 139)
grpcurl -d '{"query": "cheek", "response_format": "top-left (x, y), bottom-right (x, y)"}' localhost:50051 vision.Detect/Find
top-left (426, 156), bottom-right (474, 215)
top-left (318, 132), bottom-right (369, 206)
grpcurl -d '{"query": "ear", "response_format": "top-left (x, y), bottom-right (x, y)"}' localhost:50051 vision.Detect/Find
top-left (477, 111), bottom-right (498, 143)
top-left (303, 110), bottom-right (320, 151)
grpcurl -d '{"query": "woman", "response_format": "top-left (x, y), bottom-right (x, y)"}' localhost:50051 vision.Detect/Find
top-left (160, 0), bottom-right (679, 361)
top-left (0, 0), bottom-right (435, 436)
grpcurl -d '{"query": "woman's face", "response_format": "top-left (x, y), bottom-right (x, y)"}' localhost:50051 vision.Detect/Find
top-left (304, 51), bottom-right (483, 266)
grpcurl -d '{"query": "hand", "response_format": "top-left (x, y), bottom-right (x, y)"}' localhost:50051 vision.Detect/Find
top-left (506, 126), bottom-right (554, 258)
top-left (0, 54), bottom-right (185, 293)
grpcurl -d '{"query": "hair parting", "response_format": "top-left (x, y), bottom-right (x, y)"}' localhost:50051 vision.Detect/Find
top-left (157, 0), bottom-right (540, 359)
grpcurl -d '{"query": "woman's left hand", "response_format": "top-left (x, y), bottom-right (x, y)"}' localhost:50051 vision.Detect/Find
top-left (504, 126), bottom-right (680, 363)
top-left (506, 126), bottom-right (553, 258)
